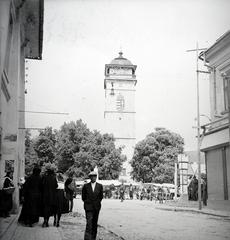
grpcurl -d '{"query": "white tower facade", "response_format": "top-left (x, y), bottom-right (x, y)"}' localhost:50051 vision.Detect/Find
top-left (104, 52), bottom-right (137, 181)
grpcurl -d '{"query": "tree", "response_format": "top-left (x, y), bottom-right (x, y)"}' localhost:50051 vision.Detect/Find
top-left (56, 120), bottom-right (91, 172)
top-left (56, 120), bottom-right (125, 179)
top-left (130, 128), bottom-right (184, 183)
top-left (25, 130), bottom-right (38, 175)
top-left (33, 127), bottom-right (57, 166)
top-left (67, 131), bottom-right (125, 179)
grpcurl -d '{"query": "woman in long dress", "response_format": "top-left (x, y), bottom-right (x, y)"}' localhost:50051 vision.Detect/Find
top-left (41, 168), bottom-right (58, 227)
top-left (53, 172), bottom-right (69, 227)
top-left (18, 167), bottom-right (42, 227)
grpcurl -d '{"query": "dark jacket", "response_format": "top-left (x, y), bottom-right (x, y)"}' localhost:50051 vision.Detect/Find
top-left (23, 174), bottom-right (42, 215)
top-left (42, 174), bottom-right (58, 206)
top-left (82, 182), bottom-right (103, 211)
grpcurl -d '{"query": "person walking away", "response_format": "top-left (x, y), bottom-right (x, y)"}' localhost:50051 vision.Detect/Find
top-left (82, 171), bottom-right (103, 240)
top-left (0, 170), bottom-right (15, 217)
top-left (18, 167), bottom-right (42, 227)
top-left (53, 172), bottom-right (69, 227)
top-left (129, 184), bottom-right (133, 200)
top-left (192, 176), bottom-right (198, 201)
top-left (64, 177), bottom-right (75, 212)
top-left (41, 167), bottom-right (58, 227)
top-left (187, 176), bottom-right (193, 200)
top-left (119, 183), bottom-right (125, 202)
top-left (201, 177), bottom-right (207, 206)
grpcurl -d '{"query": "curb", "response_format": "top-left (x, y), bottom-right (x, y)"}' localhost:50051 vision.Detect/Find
top-left (156, 206), bottom-right (230, 218)
top-left (0, 214), bottom-right (18, 240)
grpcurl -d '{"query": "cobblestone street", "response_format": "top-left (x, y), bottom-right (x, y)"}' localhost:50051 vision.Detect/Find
top-left (1, 198), bottom-right (230, 240)
top-left (74, 198), bottom-right (230, 240)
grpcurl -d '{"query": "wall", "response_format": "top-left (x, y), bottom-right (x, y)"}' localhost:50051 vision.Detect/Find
top-left (0, 0), bottom-right (25, 212)
top-left (206, 149), bottom-right (224, 200)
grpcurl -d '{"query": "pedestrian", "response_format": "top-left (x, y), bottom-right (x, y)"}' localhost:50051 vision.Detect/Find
top-left (41, 165), bottom-right (58, 227)
top-left (119, 183), bottom-right (125, 202)
top-left (129, 184), bottom-right (133, 200)
top-left (0, 170), bottom-right (15, 217)
top-left (192, 176), bottom-right (198, 201)
top-left (201, 177), bottom-right (207, 206)
top-left (53, 171), bottom-right (69, 227)
top-left (187, 176), bottom-right (193, 200)
top-left (18, 167), bottom-right (42, 227)
top-left (82, 171), bottom-right (103, 240)
top-left (64, 176), bottom-right (75, 212)
top-left (140, 187), bottom-right (146, 200)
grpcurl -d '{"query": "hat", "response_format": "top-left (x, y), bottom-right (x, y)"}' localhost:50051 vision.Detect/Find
top-left (88, 171), bottom-right (97, 176)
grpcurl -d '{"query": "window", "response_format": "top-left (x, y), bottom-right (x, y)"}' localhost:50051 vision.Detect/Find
top-left (223, 77), bottom-right (229, 112)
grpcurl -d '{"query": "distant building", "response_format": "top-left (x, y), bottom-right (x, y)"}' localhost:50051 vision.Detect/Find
top-left (0, 0), bottom-right (44, 212)
top-left (104, 52), bottom-right (137, 182)
top-left (200, 31), bottom-right (230, 201)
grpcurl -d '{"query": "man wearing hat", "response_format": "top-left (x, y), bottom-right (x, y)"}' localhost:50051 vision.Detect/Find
top-left (82, 171), bottom-right (103, 240)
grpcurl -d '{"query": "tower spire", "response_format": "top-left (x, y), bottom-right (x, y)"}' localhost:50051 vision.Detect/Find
top-left (119, 45), bottom-right (123, 58)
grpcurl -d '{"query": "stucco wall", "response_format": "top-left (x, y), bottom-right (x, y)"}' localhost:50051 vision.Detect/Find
top-left (207, 148), bottom-right (224, 200)
top-left (0, 1), bottom-right (25, 212)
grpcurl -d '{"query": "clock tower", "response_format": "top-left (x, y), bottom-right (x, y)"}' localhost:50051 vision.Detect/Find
top-left (104, 52), bottom-right (137, 180)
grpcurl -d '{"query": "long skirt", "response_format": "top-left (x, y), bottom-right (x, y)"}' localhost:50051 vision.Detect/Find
top-left (54, 189), bottom-right (69, 214)
top-left (18, 192), bottom-right (41, 225)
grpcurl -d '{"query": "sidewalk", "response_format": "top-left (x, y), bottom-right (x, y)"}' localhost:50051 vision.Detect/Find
top-left (0, 211), bottom-right (122, 240)
top-left (0, 214), bottom-right (65, 240)
top-left (156, 195), bottom-right (230, 218)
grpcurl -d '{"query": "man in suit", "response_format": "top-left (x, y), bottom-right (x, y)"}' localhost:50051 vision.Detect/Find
top-left (82, 171), bottom-right (103, 240)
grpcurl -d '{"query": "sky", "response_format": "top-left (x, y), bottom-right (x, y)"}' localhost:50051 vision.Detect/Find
top-left (25, 0), bottom-right (230, 151)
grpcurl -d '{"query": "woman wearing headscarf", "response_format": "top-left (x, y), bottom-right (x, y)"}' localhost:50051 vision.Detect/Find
top-left (41, 167), bottom-right (58, 227)
top-left (18, 167), bottom-right (42, 227)
top-left (1, 170), bottom-right (14, 217)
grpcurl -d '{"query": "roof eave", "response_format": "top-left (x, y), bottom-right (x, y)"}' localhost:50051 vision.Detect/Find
top-left (24, 0), bottom-right (44, 60)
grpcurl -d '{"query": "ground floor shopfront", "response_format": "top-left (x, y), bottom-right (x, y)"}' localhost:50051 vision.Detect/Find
top-left (201, 127), bottom-right (230, 201)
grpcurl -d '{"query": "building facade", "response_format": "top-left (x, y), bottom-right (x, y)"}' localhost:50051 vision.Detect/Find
top-left (0, 0), bottom-right (44, 212)
top-left (200, 31), bottom-right (230, 201)
top-left (104, 52), bottom-right (137, 181)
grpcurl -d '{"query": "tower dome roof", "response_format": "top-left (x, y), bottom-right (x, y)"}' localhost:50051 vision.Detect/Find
top-left (110, 51), bottom-right (133, 65)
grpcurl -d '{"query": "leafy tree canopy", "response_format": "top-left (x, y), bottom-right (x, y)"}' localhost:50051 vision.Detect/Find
top-left (33, 127), bottom-right (57, 166)
top-left (27, 120), bottom-right (125, 180)
top-left (130, 128), bottom-right (184, 183)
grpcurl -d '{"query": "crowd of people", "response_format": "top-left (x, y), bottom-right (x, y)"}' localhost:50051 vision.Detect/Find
top-left (104, 183), bottom-right (174, 202)
top-left (0, 166), bottom-right (77, 227)
top-left (18, 166), bottom-right (76, 227)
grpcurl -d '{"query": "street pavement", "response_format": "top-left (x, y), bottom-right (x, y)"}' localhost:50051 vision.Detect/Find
top-left (1, 198), bottom-right (230, 240)
top-left (0, 209), bottom-right (121, 240)
top-left (74, 198), bottom-right (230, 240)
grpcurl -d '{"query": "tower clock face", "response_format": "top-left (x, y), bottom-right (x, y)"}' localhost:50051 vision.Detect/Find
top-left (116, 93), bottom-right (125, 111)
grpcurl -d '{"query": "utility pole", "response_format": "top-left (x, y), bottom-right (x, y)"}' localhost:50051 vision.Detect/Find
top-left (186, 43), bottom-right (208, 210)
top-left (196, 42), bottom-right (202, 210)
